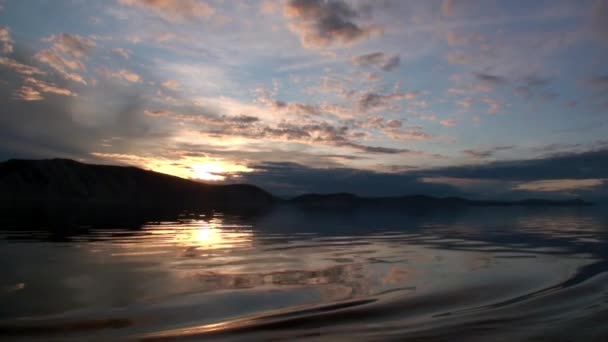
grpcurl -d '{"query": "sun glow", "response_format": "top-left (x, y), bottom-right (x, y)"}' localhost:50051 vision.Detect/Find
top-left (91, 152), bottom-right (253, 182)
top-left (193, 163), bottom-right (226, 181)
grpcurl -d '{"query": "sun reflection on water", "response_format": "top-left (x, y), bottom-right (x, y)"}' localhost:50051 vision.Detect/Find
top-left (168, 219), bottom-right (254, 250)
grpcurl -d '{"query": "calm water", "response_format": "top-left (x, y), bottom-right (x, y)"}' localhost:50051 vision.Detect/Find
top-left (1, 206), bottom-right (608, 341)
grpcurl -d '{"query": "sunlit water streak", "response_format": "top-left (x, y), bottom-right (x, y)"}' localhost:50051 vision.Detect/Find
top-left (1, 206), bottom-right (607, 341)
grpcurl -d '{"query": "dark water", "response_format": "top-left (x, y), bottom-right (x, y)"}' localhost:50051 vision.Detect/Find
top-left (1, 206), bottom-right (608, 341)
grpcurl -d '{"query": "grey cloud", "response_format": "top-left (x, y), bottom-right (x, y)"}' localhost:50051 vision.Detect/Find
top-left (474, 72), bottom-right (507, 85)
top-left (591, 0), bottom-right (608, 42)
top-left (238, 161), bottom-right (464, 197)
top-left (515, 75), bottom-right (555, 101)
top-left (152, 106), bottom-right (411, 155)
top-left (424, 148), bottom-right (608, 182)
top-left (284, 0), bottom-right (379, 48)
top-left (352, 52), bottom-right (400, 72)
top-left (318, 154), bottom-right (369, 161)
top-left (0, 51), bottom-right (168, 162)
top-left (258, 93), bottom-right (321, 116)
top-left (463, 145), bottom-right (516, 159)
top-left (523, 75), bottom-right (551, 87)
top-left (586, 75), bottom-right (608, 88)
top-left (145, 109), bottom-right (259, 129)
top-left (357, 90), bottom-right (419, 112)
top-left (339, 142), bottom-right (412, 154)
top-left (235, 148), bottom-right (608, 200)
top-left (381, 55), bottom-right (400, 71)
top-left (288, 102), bottom-right (321, 116)
top-left (356, 116), bottom-right (432, 142)
top-left (383, 126), bottom-right (432, 142)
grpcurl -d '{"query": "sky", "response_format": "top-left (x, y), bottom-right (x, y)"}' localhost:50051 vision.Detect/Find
top-left (0, 0), bottom-right (607, 199)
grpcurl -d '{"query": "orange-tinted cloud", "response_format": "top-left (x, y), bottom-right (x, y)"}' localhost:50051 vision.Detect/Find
top-left (35, 34), bottom-right (94, 84)
top-left (44, 33), bottom-right (95, 58)
top-left (0, 57), bottom-right (45, 76)
top-left (119, 0), bottom-right (214, 22)
top-left (97, 67), bottom-right (140, 83)
top-left (23, 77), bottom-right (75, 97)
top-left (162, 79), bottom-right (180, 90)
top-left (514, 178), bottom-right (605, 192)
top-left (0, 26), bottom-right (14, 54)
top-left (13, 86), bottom-right (43, 101)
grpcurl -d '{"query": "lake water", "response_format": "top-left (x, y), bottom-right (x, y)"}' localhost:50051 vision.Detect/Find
top-left (1, 206), bottom-right (608, 341)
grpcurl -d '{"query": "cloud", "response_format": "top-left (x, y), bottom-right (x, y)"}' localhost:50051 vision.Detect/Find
top-left (447, 52), bottom-right (474, 65)
top-left (482, 97), bottom-right (501, 114)
top-left (34, 50), bottom-right (85, 73)
top-left (238, 161), bottom-right (463, 197)
top-left (0, 26), bottom-right (14, 54)
top-left (34, 33), bottom-right (94, 85)
top-left (413, 148), bottom-right (608, 199)
top-left (356, 116), bottom-right (432, 142)
top-left (119, 0), bottom-right (214, 22)
top-left (383, 125), bottom-right (433, 142)
top-left (0, 57), bottom-right (46, 76)
top-left (357, 90), bottom-right (419, 112)
top-left (462, 145), bottom-right (515, 159)
top-left (34, 50), bottom-right (87, 85)
top-left (474, 72), bottom-right (507, 86)
top-left (423, 148), bottom-right (608, 182)
top-left (112, 47), bottom-right (131, 59)
top-left (585, 75), bottom-right (608, 88)
top-left (162, 79), bottom-right (180, 90)
top-left (456, 97), bottom-right (474, 111)
top-left (146, 106), bottom-right (419, 155)
top-left (265, 123), bottom-right (412, 154)
top-left (441, 0), bottom-right (455, 16)
top-left (144, 109), bottom-right (259, 127)
top-left (591, 0), bottom-right (608, 42)
top-left (260, 0), bottom-right (279, 15)
top-left (13, 86), bottom-right (43, 101)
top-left (42, 33), bottom-right (95, 59)
top-left (352, 52), bottom-right (400, 72)
top-left (439, 119), bottom-right (456, 127)
top-left (97, 67), bottom-right (141, 83)
top-left (22, 77), bottom-right (75, 97)
top-left (0, 55), bottom-right (161, 162)
top-left (514, 179), bottom-right (606, 192)
top-left (284, 0), bottom-right (379, 48)
top-left (421, 115), bottom-right (456, 127)
top-left (514, 75), bottom-right (553, 100)
top-left (523, 75), bottom-right (551, 87)
top-left (256, 91), bottom-right (322, 117)
top-left (13, 78), bottom-right (75, 101)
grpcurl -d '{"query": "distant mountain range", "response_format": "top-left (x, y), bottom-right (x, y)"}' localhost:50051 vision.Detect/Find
top-left (289, 193), bottom-right (590, 207)
top-left (0, 159), bottom-right (591, 213)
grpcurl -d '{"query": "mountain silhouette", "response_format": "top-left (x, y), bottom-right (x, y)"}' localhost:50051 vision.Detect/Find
top-left (0, 159), bottom-right (591, 230)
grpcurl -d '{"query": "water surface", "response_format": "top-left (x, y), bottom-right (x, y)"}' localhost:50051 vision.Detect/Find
top-left (1, 206), bottom-right (608, 341)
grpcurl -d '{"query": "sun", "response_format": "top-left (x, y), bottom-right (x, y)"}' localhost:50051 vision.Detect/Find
top-left (192, 163), bottom-right (226, 181)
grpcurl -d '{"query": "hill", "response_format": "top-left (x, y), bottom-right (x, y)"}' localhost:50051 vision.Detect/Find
top-left (0, 158), bottom-right (276, 210)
